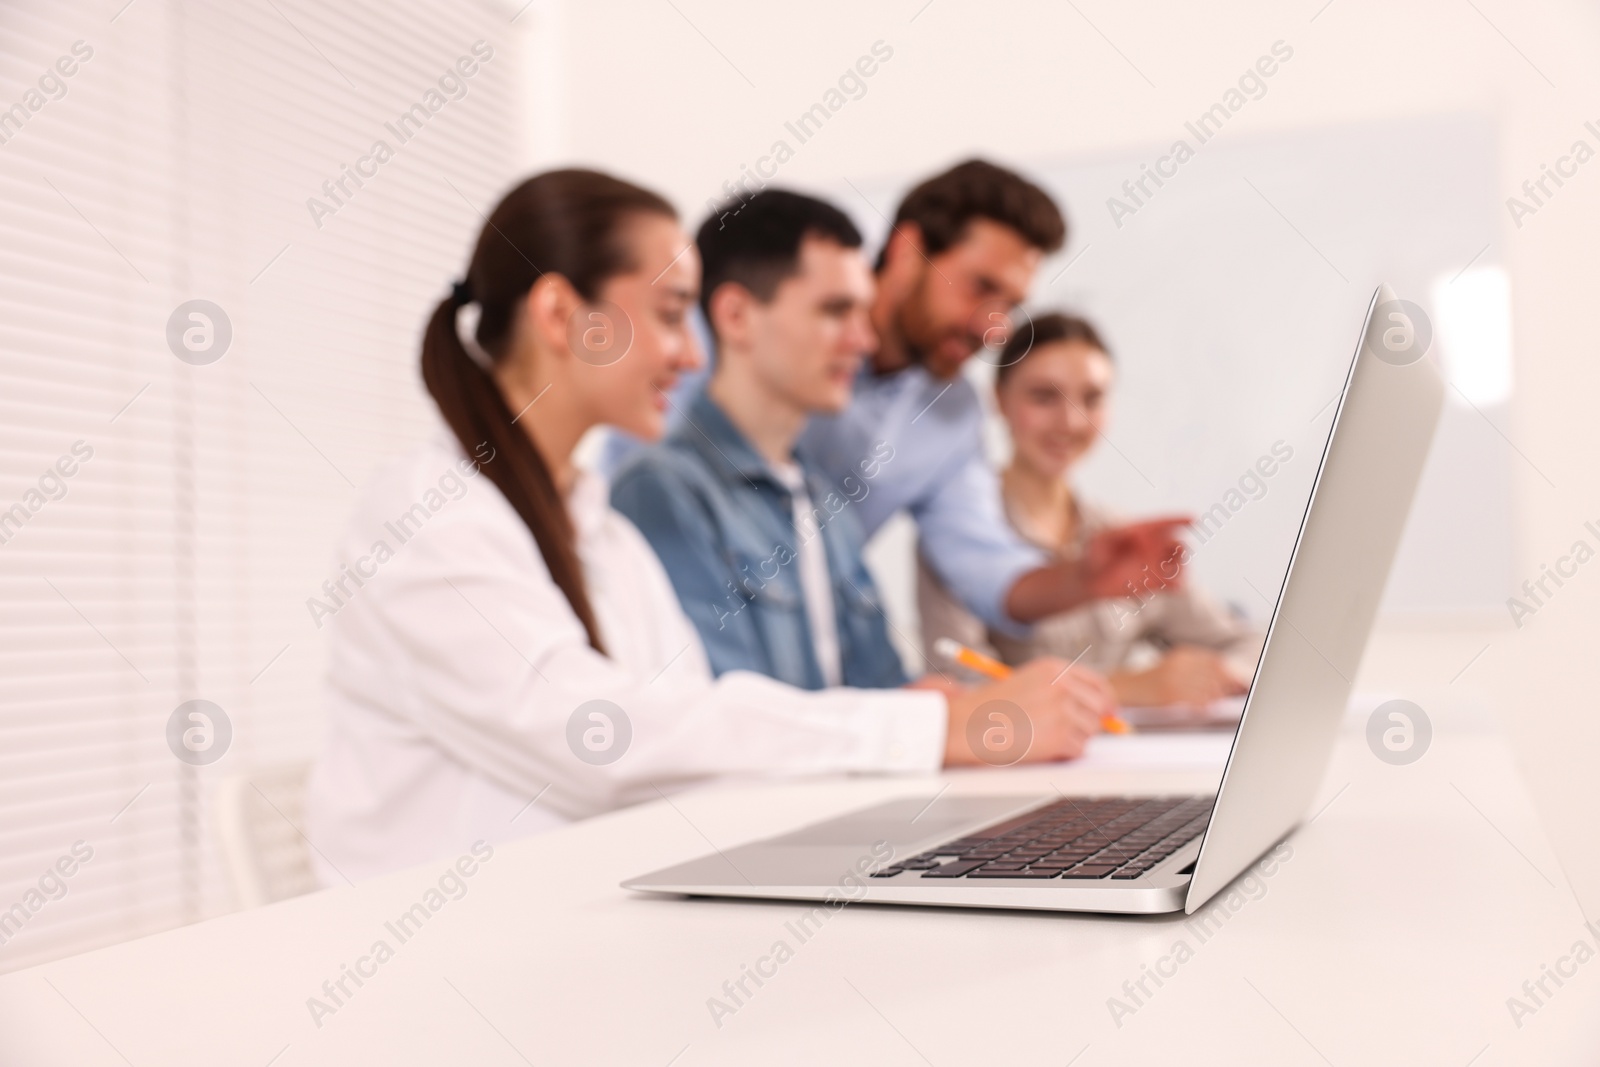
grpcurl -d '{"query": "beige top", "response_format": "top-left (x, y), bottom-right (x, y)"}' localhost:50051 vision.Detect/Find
top-left (917, 495), bottom-right (1263, 680)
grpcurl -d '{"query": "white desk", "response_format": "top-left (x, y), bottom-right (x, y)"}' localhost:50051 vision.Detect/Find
top-left (3, 711), bottom-right (1597, 1066)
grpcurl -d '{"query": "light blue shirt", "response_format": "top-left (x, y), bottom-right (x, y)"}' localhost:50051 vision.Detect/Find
top-left (800, 365), bottom-right (1044, 632)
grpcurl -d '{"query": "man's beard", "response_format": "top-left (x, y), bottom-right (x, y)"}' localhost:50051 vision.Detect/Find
top-left (896, 290), bottom-right (954, 367)
top-left (900, 307), bottom-right (979, 375)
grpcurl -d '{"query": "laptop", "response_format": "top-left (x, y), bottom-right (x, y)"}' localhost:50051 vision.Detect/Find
top-left (625, 284), bottom-right (1445, 915)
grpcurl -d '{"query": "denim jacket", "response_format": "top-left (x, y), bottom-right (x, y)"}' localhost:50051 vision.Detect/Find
top-left (610, 390), bottom-right (907, 690)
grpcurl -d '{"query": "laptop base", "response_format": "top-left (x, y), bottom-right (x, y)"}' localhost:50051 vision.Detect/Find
top-left (624, 795), bottom-right (1201, 915)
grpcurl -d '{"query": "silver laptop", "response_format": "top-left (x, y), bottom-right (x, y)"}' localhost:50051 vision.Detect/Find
top-left (625, 285), bottom-right (1445, 915)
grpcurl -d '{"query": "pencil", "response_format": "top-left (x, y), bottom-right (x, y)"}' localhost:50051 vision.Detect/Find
top-left (932, 638), bottom-right (1133, 735)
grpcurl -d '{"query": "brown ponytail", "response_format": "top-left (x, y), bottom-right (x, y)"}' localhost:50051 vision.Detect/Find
top-left (420, 169), bottom-right (676, 653)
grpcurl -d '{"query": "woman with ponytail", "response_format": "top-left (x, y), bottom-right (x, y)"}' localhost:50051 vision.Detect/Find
top-left (306, 169), bottom-right (1106, 882)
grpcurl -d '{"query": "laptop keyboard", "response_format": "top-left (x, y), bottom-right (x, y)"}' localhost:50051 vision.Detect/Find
top-left (870, 795), bottom-right (1212, 882)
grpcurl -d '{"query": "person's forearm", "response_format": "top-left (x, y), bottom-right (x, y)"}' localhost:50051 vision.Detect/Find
top-left (1003, 559), bottom-right (1089, 624)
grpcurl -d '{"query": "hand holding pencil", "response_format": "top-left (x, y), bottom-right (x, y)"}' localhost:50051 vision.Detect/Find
top-left (934, 638), bottom-right (1132, 736)
top-left (931, 645), bottom-right (1124, 767)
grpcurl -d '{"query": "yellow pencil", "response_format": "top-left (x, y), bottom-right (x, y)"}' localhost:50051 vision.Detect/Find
top-left (932, 638), bottom-right (1133, 735)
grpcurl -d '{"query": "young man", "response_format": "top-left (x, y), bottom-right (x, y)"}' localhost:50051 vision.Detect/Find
top-left (610, 191), bottom-right (906, 688)
top-left (799, 159), bottom-right (1186, 638)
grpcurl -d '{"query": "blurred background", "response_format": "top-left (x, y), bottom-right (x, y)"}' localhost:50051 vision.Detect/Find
top-left (3, 0), bottom-right (1598, 973)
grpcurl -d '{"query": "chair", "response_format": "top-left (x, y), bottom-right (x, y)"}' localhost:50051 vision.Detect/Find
top-left (213, 762), bottom-right (320, 908)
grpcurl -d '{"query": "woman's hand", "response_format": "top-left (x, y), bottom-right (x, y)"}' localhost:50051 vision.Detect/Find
top-left (1112, 646), bottom-right (1248, 708)
top-left (941, 658), bottom-right (1116, 767)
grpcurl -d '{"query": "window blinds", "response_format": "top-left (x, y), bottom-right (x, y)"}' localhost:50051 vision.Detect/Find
top-left (0, 0), bottom-right (534, 973)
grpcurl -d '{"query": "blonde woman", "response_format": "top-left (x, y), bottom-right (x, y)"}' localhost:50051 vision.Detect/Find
top-left (919, 312), bottom-right (1261, 708)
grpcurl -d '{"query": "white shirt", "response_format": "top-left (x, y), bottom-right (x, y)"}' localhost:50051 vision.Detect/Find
top-left (305, 433), bottom-right (946, 883)
top-left (770, 459), bottom-right (843, 687)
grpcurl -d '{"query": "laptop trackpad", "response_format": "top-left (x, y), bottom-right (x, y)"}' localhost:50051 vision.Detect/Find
top-left (767, 795), bottom-right (1045, 848)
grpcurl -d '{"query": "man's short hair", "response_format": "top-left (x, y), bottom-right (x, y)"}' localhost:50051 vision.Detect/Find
top-left (696, 189), bottom-right (863, 322)
top-left (882, 159), bottom-right (1065, 267)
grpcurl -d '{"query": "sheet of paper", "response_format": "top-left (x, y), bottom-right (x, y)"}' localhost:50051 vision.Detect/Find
top-left (1118, 696), bottom-right (1246, 731)
top-left (1072, 729), bottom-right (1236, 769)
